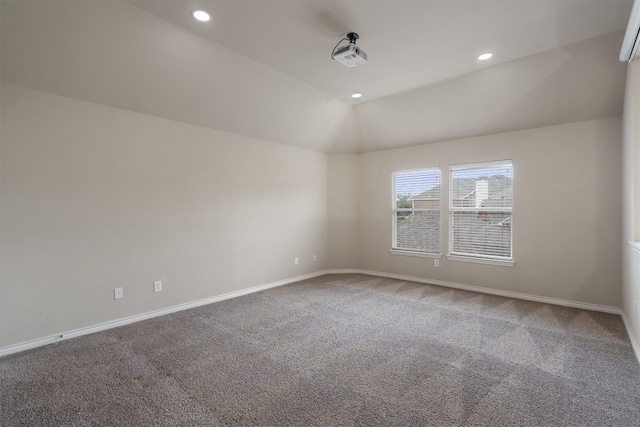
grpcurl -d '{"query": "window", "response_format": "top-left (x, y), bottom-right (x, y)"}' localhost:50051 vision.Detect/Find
top-left (449, 161), bottom-right (513, 265)
top-left (392, 169), bottom-right (441, 256)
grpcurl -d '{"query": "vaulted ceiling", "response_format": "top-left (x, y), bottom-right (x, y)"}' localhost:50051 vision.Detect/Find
top-left (1, 1), bottom-right (633, 154)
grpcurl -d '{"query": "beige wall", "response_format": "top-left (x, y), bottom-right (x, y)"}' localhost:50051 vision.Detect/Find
top-left (349, 117), bottom-right (622, 307)
top-left (622, 60), bottom-right (640, 352)
top-left (327, 155), bottom-right (360, 269)
top-left (0, 82), bottom-right (626, 351)
top-left (0, 84), bottom-right (328, 348)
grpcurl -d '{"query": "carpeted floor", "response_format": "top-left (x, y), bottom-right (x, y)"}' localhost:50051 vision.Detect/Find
top-left (2, 274), bottom-right (640, 426)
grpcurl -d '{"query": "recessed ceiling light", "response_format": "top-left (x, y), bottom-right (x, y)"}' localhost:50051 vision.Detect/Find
top-left (352, 92), bottom-right (363, 99)
top-left (191, 10), bottom-right (211, 22)
top-left (478, 52), bottom-right (493, 61)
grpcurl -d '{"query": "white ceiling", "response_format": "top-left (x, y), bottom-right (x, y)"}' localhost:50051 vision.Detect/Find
top-left (1, 0), bottom-right (633, 153)
top-left (131, 0), bottom-right (633, 104)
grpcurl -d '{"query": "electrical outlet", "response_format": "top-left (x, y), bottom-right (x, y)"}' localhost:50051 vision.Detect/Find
top-left (294, 257), bottom-right (299, 265)
top-left (114, 287), bottom-right (123, 299)
top-left (154, 280), bottom-right (162, 293)
top-left (434, 259), bottom-right (440, 267)
top-left (313, 254), bottom-right (317, 262)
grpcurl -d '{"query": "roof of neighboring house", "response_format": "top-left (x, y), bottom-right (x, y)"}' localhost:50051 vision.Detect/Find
top-left (396, 211), bottom-right (510, 257)
top-left (411, 187), bottom-right (440, 200)
top-left (449, 212), bottom-right (511, 257)
top-left (395, 213), bottom-right (440, 253)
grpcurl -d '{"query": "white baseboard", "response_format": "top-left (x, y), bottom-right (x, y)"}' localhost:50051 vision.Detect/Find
top-left (0, 271), bottom-right (327, 358)
top-left (621, 311), bottom-right (640, 365)
top-left (1, 268), bottom-right (628, 358)
top-left (325, 268), bottom-right (622, 314)
top-left (323, 268), bottom-right (361, 275)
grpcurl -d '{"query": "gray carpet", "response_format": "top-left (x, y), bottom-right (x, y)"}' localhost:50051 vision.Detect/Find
top-left (2, 274), bottom-right (640, 426)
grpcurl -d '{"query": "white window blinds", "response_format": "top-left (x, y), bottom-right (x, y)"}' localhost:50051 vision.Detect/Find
top-left (449, 161), bottom-right (513, 260)
top-left (392, 169), bottom-right (441, 254)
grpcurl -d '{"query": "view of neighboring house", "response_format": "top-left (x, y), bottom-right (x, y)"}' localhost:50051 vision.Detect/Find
top-left (396, 175), bottom-right (512, 257)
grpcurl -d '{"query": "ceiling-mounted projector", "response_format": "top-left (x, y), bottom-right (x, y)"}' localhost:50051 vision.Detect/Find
top-left (332, 32), bottom-right (368, 68)
top-left (333, 44), bottom-right (368, 67)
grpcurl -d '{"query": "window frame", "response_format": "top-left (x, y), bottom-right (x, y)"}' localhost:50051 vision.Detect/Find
top-left (390, 167), bottom-right (442, 258)
top-left (447, 160), bottom-right (514, 267)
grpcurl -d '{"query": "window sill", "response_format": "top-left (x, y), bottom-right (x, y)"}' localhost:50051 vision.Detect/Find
top-left (390, 249), bottom-right (441, 259)
top-left (447, 255), bottom-right (514, 267)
